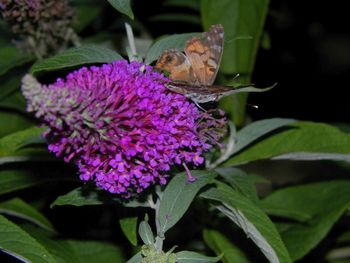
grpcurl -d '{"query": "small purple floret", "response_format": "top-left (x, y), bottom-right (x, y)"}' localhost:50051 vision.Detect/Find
top-left (22, 60), bottom-right (226, 198)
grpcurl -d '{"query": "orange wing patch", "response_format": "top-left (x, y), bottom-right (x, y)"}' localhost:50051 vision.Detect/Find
top-left (155, 49), bottom-right (196, 83)
top-left (185, 37), bottom-right (214, 85)
top-left (185, 24), bottom-right (224, 86)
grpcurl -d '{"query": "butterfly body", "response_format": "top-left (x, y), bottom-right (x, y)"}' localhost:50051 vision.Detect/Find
top-left (156, 24), bottom-right (239, 103)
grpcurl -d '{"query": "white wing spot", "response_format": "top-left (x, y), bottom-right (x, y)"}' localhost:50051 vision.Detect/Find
top-left (208, 58), bottom-right (216, 67)
top-left (212, 45), bottom-right (222, 51)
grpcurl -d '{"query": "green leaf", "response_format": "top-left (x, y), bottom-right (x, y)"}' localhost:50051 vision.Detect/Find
top-left (21, 224), bottom-right (81, 263)
top-left (224, 121), bottom-right (350, 166)
top-left (72, 1), bottom-right (104, 32)
top-left (68, 240), bottom-right (125, 263)
top-left (138, 220), bottom-right (154, 245)
top-left (273, 152), bottom-right (350, 161)
top-left (0, 77), bottom-right (34, 137)
top-left (0, 71), bottom-right (21, 101)
top-left (219, 93), bottom-right (249, 127)
top-left (51, 187), bottom-right (146, 208)
top-left (0, 70), bottom-right (31, 133)
top-left (158, 170), bottom-right (217, 235)
top-left (0, 168), bottom-right (54, 195)
top-left (30, 44), bottom-right (123, 75)
top-left (176, 250), bottom-right (221, 263)
top-left (106, 0), bottom-right (134, 19)
top-left (215, 167), bottom-right (259, 204)
top-left (127, 252), bottom-right (142, 263)
top-left (0, 126), bottom-right (44, 153)
top-left (233, 118), bottom-right (296, 155)
top-left (119, 217), bottom-right (138, 246)
top-left (0, 215), bottom-right (56, 263)
top-left (0, 89), bottom-right (27, 113)
top-left (51, 187), bottom-right (104, 208)
top-left (201, 0), bottom-right (269, 75)
top-left (145, 33), bottom-right (199, 64)
top-left (211, 118), bottom-right (295, 167)
top-left (261, 181), bottom-right (350, 260)
top-left (0, 126), bottom-right (49, 164)
top-left (0, 46), bottom-right (35, 76)
top-left (203, 229), bottom-right (249, 263)
top-left (201, 183), bottom-right (292, 263)
top-left (0, 112), bottom-right (34, 139)
top-left (0, 198), bottom-right (54, 232)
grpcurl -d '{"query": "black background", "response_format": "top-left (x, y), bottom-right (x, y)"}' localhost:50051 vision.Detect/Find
top-left (252, 0), bottom-right (350, 123)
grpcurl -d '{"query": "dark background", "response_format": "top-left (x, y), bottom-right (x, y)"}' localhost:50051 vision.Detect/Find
top-left (252, 1), bottom-right (350, 124)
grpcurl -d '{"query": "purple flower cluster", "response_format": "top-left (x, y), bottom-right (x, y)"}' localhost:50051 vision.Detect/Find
top-left (22, 60), bottom-right (226, 197)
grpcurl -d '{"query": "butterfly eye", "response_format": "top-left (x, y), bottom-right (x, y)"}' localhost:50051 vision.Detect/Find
top-left (165, 55), bottom-right (173, 63)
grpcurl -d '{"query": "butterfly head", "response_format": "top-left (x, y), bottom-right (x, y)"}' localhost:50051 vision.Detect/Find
top-left (156, 49), bottom-right (180, 72)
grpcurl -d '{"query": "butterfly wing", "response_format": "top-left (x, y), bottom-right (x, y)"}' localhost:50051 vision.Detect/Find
top-left (155, 49), bottom-right (197, 83)
top-left (184, 24), bottom-right (224, 86)
top-left (166, 83), bottom-right (251, 103)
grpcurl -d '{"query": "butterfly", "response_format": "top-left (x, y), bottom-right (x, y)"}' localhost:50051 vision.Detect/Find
top-left (155, 24), bottom-right (249, 104)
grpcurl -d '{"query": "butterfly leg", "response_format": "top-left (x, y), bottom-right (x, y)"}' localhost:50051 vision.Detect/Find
top-left (194, 101), bottom-right (207, 112)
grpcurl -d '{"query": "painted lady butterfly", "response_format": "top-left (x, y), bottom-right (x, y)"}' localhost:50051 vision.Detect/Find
top-left (155, 24), bottom-right (248, 104)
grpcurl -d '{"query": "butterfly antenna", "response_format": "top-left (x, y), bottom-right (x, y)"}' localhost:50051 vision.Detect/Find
top-left (194, 102), bottom-right (207, 112)
top-left (231, 73), bottom-right (240, 81)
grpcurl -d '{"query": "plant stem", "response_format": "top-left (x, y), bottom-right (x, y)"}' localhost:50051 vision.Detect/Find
top-left (154, 196), bottom-right (165, 251)
top-left (124, 22), bottom-right (137, 61)
top-left (147, 193), bottom-right (165, 251)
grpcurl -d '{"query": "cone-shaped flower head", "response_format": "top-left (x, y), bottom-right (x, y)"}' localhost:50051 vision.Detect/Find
top-left (22, 60), bottom-right (226, 197)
